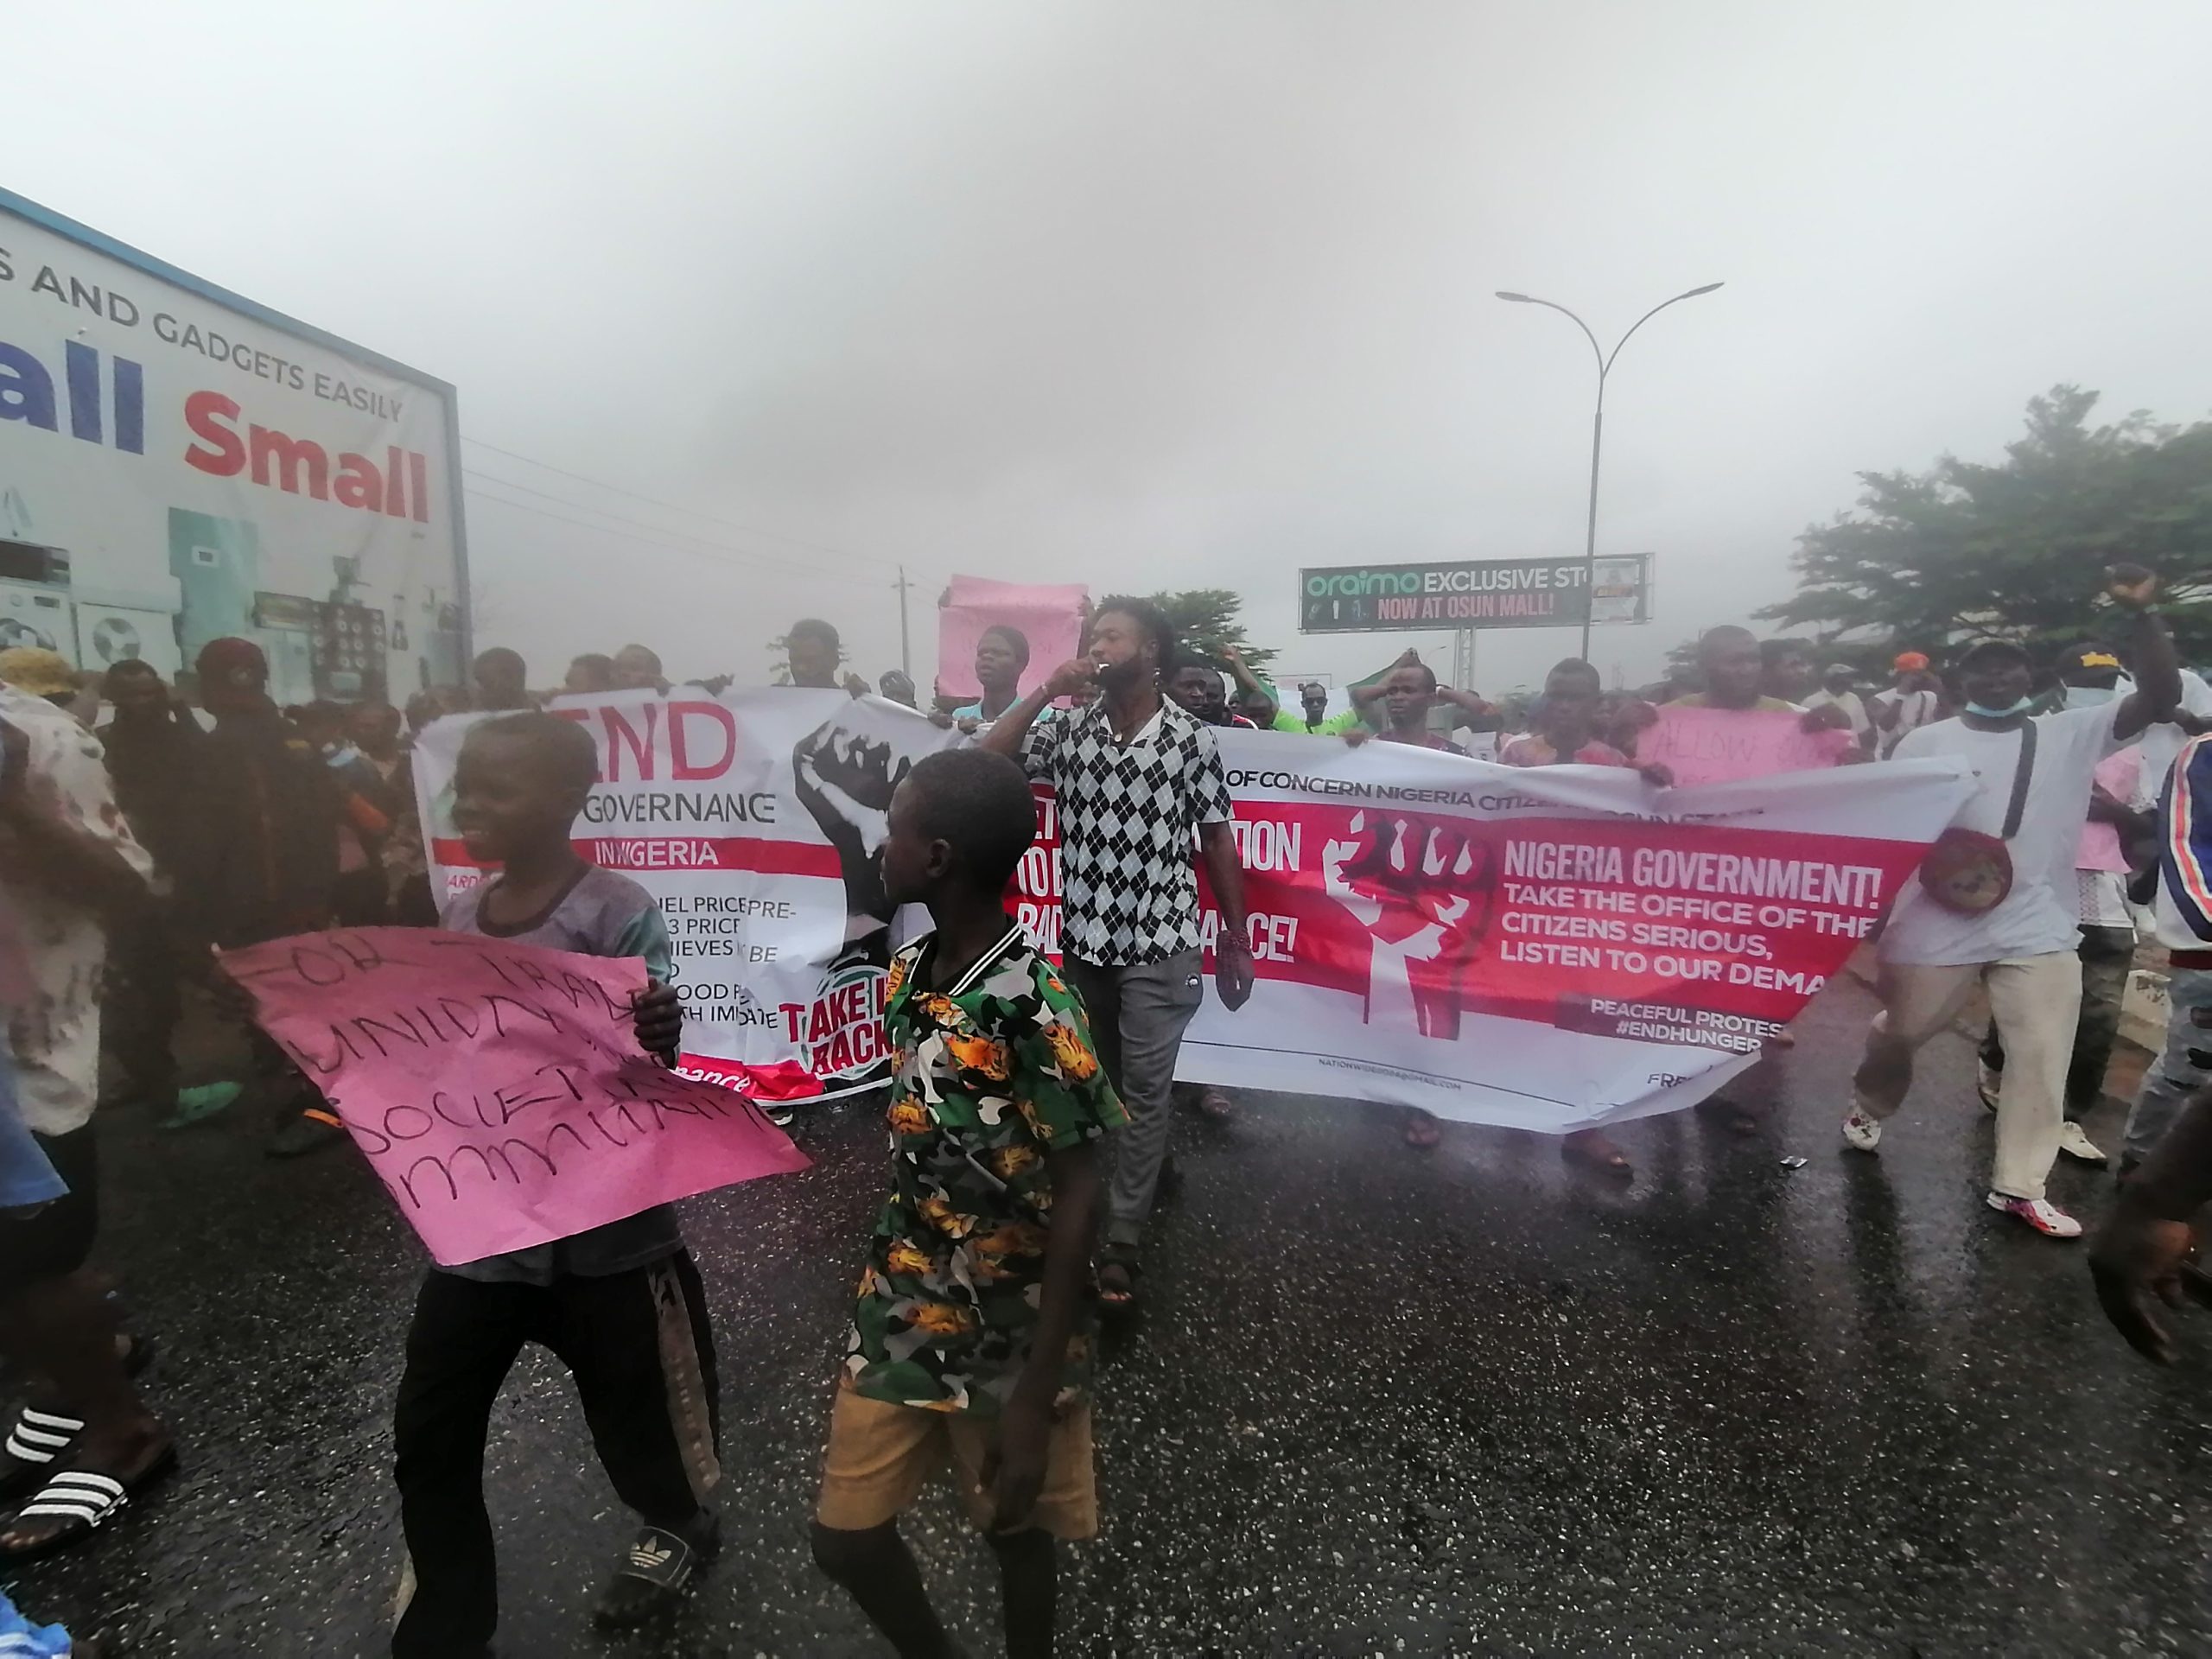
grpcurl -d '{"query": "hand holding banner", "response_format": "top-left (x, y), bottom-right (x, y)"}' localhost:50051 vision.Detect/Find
top-left (221, 927), bottom-right (810, 1265)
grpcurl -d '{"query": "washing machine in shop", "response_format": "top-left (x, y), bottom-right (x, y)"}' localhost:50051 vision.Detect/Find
top-left (0, 540), bottom-right (75, 653)
top-left (73, 580), bottom-right (185, 679)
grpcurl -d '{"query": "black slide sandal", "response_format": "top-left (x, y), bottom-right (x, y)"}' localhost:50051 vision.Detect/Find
top-left (592, 1516), bottom-right (719, 1630)
top-left (2, 1442), bottom-right (177, 1562)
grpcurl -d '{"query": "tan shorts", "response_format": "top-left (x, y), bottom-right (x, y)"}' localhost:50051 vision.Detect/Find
top-left (814, 1385), bottom-right (1097, 1540)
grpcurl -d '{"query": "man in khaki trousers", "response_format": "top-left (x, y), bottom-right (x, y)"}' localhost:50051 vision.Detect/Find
top-left (1843, 569), bottom-right (2178, 1236)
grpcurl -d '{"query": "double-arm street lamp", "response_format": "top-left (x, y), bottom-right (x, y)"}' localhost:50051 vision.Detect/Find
top-left (1496, 283), bottom-right (1724, 658)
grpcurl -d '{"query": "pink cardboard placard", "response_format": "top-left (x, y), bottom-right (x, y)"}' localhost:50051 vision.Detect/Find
top-left (222, 928), bottom-right (810, 1265)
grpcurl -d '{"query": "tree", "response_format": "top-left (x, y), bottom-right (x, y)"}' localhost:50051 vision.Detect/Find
top-left (1760, 385), bottom-right (2212, 662)
top-left (1146, 588), bottom-right (1278, 674)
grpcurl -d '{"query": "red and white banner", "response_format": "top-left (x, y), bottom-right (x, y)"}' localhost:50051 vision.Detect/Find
top-left (415, 690), bottom-right (962, 1100)
top-left (1175, 732), bottom-right (1968, 1128)
top-left (418, 697), bottom-right (1970, 1126)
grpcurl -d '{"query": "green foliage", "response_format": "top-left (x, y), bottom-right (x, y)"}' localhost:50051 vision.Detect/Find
top-left (1760, 385), bottom-right (2212, 664)
top-left (1146, 588), bottom-right (1278, 673)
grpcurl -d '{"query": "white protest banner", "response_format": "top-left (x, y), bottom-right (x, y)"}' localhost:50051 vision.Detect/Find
top-left (419, 700), bottom-right (1972, 1125)
top-left (1173, 733), bottom-right (1971, 1128)
top-left (414, 690), bottom-right (961, 1098)
top-left (221, 927), bottom-right (810, 1265)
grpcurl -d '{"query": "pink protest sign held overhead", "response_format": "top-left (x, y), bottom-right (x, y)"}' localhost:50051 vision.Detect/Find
top-left (221, 927), bottom-right (810, 1267)
top-left (936, 574), bottom-right (1089, 701)
top-left (1639, 704), bottom-right (1859, 785)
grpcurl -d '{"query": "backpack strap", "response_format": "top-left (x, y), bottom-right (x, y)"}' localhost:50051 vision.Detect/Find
top-left (1999, 719), bottom-right (2037, 841)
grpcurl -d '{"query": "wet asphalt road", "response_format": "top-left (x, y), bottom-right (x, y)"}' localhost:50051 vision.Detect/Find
top-left (10, 970), bottom-right (2212, 1658)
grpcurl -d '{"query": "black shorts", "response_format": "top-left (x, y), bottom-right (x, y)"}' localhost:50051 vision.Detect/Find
top-left (0, 1122), bottom-right (99, 1296)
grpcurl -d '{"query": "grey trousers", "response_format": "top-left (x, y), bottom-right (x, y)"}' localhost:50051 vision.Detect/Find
top-left (1065, 950), bottom-right (1205, 1249)
top-left (2124, 965), bottom-right (2212, 1164)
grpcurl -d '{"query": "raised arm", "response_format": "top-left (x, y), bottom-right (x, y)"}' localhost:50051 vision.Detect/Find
top-left (1222, 646), bottom-right (1275, 724)
top-left (2108, 565), bottom-right (2182, 741)
top-left (980, 658), bottom-right (1094, 759)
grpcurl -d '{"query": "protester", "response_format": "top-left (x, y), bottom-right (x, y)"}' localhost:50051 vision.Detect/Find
top-left (1842, 569), bottom-right (2180, 1236)
top-left (810, 747), bottom-right (1122, 1659)
top-left (1349, 651), bottom-right (1495, 745)
top-left (1499, 660), bottom-right (1631, 769)
top-left (94, 660), bottom-right (240, 1128)
top-left (0, 673), bottom-right (175, 1562)
top-left (0, 650), bottom-right (85, 720)
top-left (981, 597), bottom-right (1254, 1308)
top-left (471, 648), bottom-right (533, 712)
top-left (347, 702), bottom-right (435, 927)
top-left (1872, 651), bottom-right (1943, 758)
top-left (295, 702), bottom-right (400, 930)
top-left (951, 624), bottom-right (1031, 725)
top-left (613, 644), bottom-right (668, 694)
top-left (1598, 690), bottom-right (1659, 758)
top-left (1974, 645), bottom-right (2150, 1165)
top-left (785, 619), bottom-right (869, 696)
top-left (183, 639), bottom-right (347, 1159)
top-left (2118, 728), bottom-right (2212, 1174)
top-left (1805, 663), bottom-right (1876, 754)
top-left (1497, 659), bottom-right (1639, 1176)
top-left (1341, 657), bottom-right (1471, 1148)
top-left (1346, 655), bottom-right (1491, 755)
top-left (1269, 677), bottom-right (1359, 736)
top-left (1758, 639), bottom-right (1817, 707)
top-left (1634, 626), bottom-right (1859, 1128)
top-left (385, 712), bottom-right (709, 1654)
top-left (1161, 661), bottom-right (1252, 1120)
top-left (2089, 1079), bottom-right (2212, 1363)
top-left (1165, 662), bottom-right (1257, 730)
top-left (1663, 627), bottom-right (1806, 718)
top-left (565, 652), bottom-right (619, 695)
top-left (877, 670), bottom-right (918, 708)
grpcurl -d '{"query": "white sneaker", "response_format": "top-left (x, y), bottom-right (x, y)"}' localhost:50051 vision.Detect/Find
top-left (1841, 1109), bottom-right (1882, 1152)
top-left (2056, 1121), bottom-right (2108, 1165)
top-left (1985, 1192), bottom-right (2083, 1237)
top-left (1976, 1060), bottom-right (2000, 1112)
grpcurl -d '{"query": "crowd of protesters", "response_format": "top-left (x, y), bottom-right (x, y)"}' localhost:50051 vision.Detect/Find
top-left (10, 573), bottom-right (2212, 1656)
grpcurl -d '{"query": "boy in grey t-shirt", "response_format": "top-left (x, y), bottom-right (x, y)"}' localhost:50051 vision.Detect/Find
top-left (391, 714), bottom-right (720, 1656)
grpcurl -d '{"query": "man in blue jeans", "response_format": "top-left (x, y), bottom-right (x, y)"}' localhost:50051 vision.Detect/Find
top-left (982, 596), bottom-right (1255, 1310)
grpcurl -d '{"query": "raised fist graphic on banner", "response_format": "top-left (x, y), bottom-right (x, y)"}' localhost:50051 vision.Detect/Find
top-left (1321, 809), bottom-right (1495, 1039)
top-left (793, 720), bottom-right (913, 972)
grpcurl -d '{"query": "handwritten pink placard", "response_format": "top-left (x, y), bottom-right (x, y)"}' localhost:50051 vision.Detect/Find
top-left (222, 928), bottom-right (810, 1266)
top-left (936, 575), bottom-right (1088, 701)
top-left (1641, 704), bottom-right (1857, 785)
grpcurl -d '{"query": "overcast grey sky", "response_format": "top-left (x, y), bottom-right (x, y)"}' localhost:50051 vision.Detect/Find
top-left (14, 1), bottom-right (2211, 695)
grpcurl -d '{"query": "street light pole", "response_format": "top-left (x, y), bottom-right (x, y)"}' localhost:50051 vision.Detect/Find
top-left (1497, 283), bottom-right (1723, 659)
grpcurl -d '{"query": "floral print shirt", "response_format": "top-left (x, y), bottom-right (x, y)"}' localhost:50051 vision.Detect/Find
top-left (845, 923), bottom-right (1125, 1414)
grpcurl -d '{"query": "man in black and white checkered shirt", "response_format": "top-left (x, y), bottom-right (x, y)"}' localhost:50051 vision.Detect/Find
top-left (983, 597), bottom-right (1253, 1307)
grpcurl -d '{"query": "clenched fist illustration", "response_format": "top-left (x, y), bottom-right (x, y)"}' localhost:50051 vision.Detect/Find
top-left (794, 720), bottom-right (912, 971)
top-left (1321, 810), bottom-right (1493, 1039)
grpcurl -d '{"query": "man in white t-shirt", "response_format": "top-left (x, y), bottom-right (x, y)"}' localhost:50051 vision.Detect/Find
top-left (1805, 664), bottom-right (1875, 754)
top-left (1873, 652), bottom-right (1944, 759)
top-left (1842, 568), bottom-right (2180, 1237)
